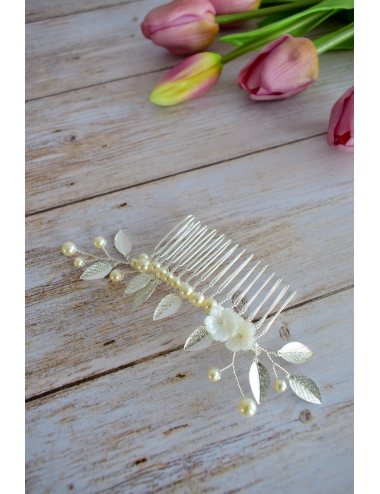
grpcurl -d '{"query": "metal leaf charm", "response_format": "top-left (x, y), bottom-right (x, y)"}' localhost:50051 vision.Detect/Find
top-left (249, 362), bottom-right (270, 404)
top-left (80, 262), bottom-right (113, 280)
top-left (289, 375), bottom-right (322, 404)
top-left (124, 274), bottom-right (152, 295)
top-left (184, 325), bottom-right (213, 352)
top-left (133, 280), bottom-right (157, 308)
top-left (153, 294), bottom-right (182, 321)
top-left (114, 230), bottom-right (132, 257)
top-left (278, 342), bottom-right (314, 364)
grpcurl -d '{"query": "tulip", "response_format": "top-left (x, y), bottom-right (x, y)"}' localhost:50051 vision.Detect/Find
top-left (141, 0), bottom-right (219, 56)
top-left (327, 86), bottom-right (354, 152)
top-left (210, 0), bottom-right (260, 15)
top-left (238, 34), bottom-right (319, 100)
top-left (150, 52), bottom-right (223, 106)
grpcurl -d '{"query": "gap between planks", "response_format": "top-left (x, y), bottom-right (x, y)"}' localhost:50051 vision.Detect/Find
top-left (25, 283), bottom-right (353, 404)
top-left (26, 132), bottom-right (327, 218)
top-left (25, 65), bottom-right (172, 103)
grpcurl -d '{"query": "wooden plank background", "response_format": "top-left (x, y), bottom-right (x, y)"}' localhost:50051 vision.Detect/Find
top-left (25, 1), bottom-right (354, 492)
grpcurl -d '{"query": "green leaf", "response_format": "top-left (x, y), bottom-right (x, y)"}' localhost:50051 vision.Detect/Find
top-left (258, 11), bottom-right (302, 28)
top-left (314, 29), bottom-right (354, 50)
top-left (220, 0), bottom-right (354, 47)
top-left (332, 35), bottom-right (354, 50)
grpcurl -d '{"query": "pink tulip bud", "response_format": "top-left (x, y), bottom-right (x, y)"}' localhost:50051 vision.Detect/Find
top-left (150, 52), bottom-right (223, 106)
top-left (238, 34), bottom-right (319, 101)
top-left (327, 86), bottom-right (354, 152)
top-left (210, 0), bottom-right (260, 15)
top-left (141, 0), bottom-right (219, 55)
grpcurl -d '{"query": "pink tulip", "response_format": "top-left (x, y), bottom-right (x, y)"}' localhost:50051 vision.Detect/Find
top-left (327, 86), bottom-right (354, 152)
top-left (210, 0), bottom-right (260, 15)
top-left (238, 34), bottom-right (319, 101)
top-left (150, 52), bottom-right (223, 106)
top-left (141, 0), bottom-right (219, 55)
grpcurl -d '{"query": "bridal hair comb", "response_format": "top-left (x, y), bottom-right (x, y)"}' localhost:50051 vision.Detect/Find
top-left (61, 215), bottom-right (322, 418)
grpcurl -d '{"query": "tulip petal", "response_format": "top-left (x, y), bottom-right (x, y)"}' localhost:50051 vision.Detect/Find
top-left (150, 52), bottom-right (223, 106)
top-left (141, 0), bottom-right (219, 55)
top-left (238, 34), bottom-right (319, 101)
top-left (327, 86), bottom-right (354, 151)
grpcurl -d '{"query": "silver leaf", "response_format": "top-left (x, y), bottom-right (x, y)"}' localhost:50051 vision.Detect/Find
top-left (124, 274), bottom-right (152, 295)
top-left (184, 325), bottom-right (213, 352)
top-left (249, 361), bottom-right (270, 405)
top-left (278, 342), bottom-right (314, 364)
top-left (289, 375), bottom-right (322, 404)
top-left (80, 262), bottom-right (113, 280)
top-left (114, 230), bottom-right (133, 257)
top-left (153, 294), bottom-right (182, 321)
top-left (133, 280), bottom-right (157, 308)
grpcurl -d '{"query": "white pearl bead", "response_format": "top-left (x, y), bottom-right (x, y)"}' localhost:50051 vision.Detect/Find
top-left (61, 241), bottom-right (77, 257)
top-left (93, 236), bottom-right (107, 249)
top-left (109, 269), bottom-right (124, 282)
top-left (165, 273), bottom-right (174, 284)
top-left (137, 259), bottom-right (150, 273)
top-left (74, 257), bottom-right (85, 268)
top-left (170, 276), bottom-right (181, 289)
top-left (138, 253), bottom-right (150, 260)
top-left (190, 292), bottom-right (205, 307)
top-left (238, 397), bottom-right (257, 418)
top-left (130, 258), bottom-right (139, 269)
top-left (150, 261), bottom-right (161, 273)
top-left (157, 267), bottom-right (168, 280)
top-left (204, 298), bottom-right (217, 313)
top-left (179, 283), bottom-right (194, 299)
top-left (274, 378), bottom-right (287, 392)
top-left (207, 368), bottom-right (221, 382)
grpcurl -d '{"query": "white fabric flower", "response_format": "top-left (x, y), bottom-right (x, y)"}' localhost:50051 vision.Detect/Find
top-left (225, 316), bottom-right (256, 352)
top-left (204, 306), bottom-right (238, 342)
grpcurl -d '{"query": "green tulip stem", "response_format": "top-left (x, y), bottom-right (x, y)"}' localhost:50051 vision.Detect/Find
top-left (215, 0), bottom-right (320, 25)
top-left (314, 22), bottom-right (354, 54)
top-left (220, 10), bottom-right (333, 64)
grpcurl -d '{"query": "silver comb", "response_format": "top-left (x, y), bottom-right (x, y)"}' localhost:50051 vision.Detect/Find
top-left (61, 215), bottom-right (322, 418)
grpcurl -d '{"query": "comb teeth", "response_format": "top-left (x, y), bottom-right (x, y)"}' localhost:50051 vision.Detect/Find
top-left (152, 215), bottom-right (295, 327)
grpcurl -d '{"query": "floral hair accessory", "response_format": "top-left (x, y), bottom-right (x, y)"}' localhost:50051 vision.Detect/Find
top-left (61, 215), bottom-right (322, 418)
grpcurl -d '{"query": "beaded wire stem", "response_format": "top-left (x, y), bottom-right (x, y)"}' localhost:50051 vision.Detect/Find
top-left (61, 215), bottom-right (322, 418)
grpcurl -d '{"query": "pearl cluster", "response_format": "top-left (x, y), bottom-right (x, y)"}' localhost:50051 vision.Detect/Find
top-left (130, 254), bottom-right (218, 314)
top-left (62, 237), bottom-right (126, 283)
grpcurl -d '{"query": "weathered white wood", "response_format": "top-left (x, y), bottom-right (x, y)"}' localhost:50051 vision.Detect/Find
top-left (26, 0), bottom-right (254, 100)
top-left (26, 0), bottom-right (138, 23)
top-left (25, 135), bottom-right (353, 398)
top-left (25, 50), bottom-right (354, 214)
top-left (25, 288), bottom-right (353, 494)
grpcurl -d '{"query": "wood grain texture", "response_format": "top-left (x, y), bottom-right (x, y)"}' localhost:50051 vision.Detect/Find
top-left (26, 288), bottom-right (354, 494)
top-left (25, 50), bottom-right (354, 214)
top-left (26, 0), bottom-right (138, 23)
top-left (25, 2), bottom-right (354, 491)
top-left (26, 135), bottom-right (353, 399)
top-left (26, 0), bottom-right (255, 100)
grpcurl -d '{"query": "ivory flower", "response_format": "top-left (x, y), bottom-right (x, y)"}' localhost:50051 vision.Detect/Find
top-left (204, 306), bottom-right (238, 342)
top-left (225, 317), bottom-right (256, 352)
